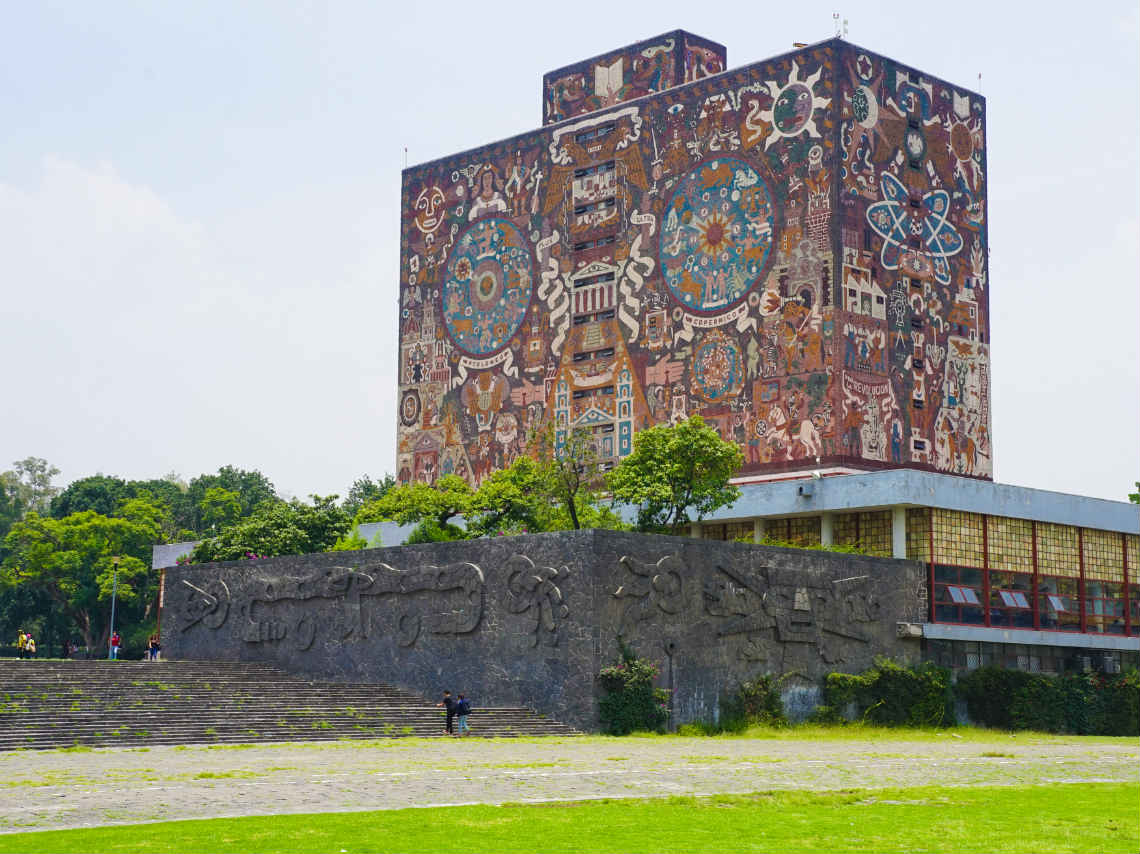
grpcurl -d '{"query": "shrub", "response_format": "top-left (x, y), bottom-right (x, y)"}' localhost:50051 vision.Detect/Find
top-left (1094, 669), bottom-right (1140, 736)
top-left (752, 535), bottom-right (870, 556)
top-left (717, 675), bottom-right (788, 732)
top-left (597, 640), bottom-right (669, 735)
top-left (404, 519), bottom-right (467, 544)
top-left (953, 666), bottom-right (1032, 730)
top-left (956, 666), bottom-right (1139, 735)
top-left (820, 658), bottom-right (955, 727)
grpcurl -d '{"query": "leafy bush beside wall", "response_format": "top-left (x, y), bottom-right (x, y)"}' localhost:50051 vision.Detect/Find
top-left (717, 675), bottom-right (789, 732)
top-left (815, 658), bottom-right (956, 727)
top-left (597, 641), bottom-right (670, 735)
top-left (957, 666), bottom-right (1139, 736)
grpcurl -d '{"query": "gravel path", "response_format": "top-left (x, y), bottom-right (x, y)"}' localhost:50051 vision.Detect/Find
top-left (0, 735), bottom-right (1135, 833)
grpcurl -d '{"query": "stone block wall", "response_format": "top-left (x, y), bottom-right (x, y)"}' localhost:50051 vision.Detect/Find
top-left (163, 530), bottom-right (926, 730)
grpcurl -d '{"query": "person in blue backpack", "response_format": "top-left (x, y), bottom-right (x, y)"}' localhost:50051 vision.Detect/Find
top-left (455, 693), bottom-right (472, 736)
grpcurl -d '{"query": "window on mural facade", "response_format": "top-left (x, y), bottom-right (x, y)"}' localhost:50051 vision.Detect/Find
top-left (574, 123), bottom-right (615, 144)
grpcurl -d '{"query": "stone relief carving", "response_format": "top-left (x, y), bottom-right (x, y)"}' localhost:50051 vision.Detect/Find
top-left (505, 554), bottom-right (570, 647)
top-left (703, 562), bottom-right (882, 664)
top-left (180, 562), bottom-right (485, 650)
top-left (612, 554), bottom-right (686, 631)
top-left (180, 579), bottom-right (230, 632)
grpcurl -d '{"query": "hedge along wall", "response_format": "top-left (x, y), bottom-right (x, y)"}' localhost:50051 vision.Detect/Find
top-left (162, 530), bottom-right (927, 730)
top-left (956, 666), bottom-right (1139, 736)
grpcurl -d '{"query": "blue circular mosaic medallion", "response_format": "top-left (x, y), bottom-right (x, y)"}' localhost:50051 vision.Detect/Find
top-left (692, 330), bottom-right (743, 402)
top-left (660, 157), bottom-right (775, 314)
top-left (443, 218), bottom-right (533, 356)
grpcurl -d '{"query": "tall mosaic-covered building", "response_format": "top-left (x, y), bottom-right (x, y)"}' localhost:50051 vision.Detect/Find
top-left (396, 33), bottom-right (990, 486)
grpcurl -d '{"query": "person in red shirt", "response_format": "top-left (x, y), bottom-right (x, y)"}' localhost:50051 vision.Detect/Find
top-left (110, 632), bottom-right (122, 660)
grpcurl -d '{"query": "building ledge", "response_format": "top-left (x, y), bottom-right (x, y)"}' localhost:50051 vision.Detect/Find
top-left (702, 469), bottom-right (1139, 534)
top-left (923, 622), bottom-right (1139, 651)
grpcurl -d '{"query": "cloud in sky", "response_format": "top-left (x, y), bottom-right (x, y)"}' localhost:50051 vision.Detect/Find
top-left (0, 156), bottom-right (398, 499)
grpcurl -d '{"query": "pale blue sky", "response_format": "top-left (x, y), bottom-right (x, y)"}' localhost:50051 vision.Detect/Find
top-left (1, 0), bottom-right (1137, 502)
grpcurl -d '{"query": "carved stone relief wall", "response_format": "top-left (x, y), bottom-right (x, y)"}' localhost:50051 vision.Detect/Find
top-left (164, 530), bottom-right (925, 730)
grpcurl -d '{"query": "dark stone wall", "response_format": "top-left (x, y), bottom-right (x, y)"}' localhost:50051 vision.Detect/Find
top-left (163, 531), bottom-right (926, 730)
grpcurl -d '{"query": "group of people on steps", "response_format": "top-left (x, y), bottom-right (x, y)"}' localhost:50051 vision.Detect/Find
top-left (436, 690), bottom-right (474, 736)
top-left (14, 630), bottom-right (36, 658)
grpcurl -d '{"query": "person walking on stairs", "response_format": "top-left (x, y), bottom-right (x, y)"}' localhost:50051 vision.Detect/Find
top-left (436, 690), bottom-right (456, 736)
top-left (456, 693), bottom-right (472, 736)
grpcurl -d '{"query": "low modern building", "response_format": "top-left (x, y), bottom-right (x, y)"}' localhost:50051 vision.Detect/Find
top-left (689, 469), bottom-right (1139, 672)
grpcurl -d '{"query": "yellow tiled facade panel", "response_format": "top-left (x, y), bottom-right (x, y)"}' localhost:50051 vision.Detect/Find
top-left (1083, 528), bottom-right (1124, 582)
top-left (1036, 522), bottom-right (1080, 578)
top-left (906, 508), bottom-right (930, 563)
top-left (834, 511), bottom-right (893, 557)
top-left (933, 509), bottom-right (984, 567)
top-left (987, 516), bottom-right (1032, 573)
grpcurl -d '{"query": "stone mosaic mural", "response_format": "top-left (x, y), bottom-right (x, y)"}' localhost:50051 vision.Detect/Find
top-left (397, 35), bottom-right (991, 486)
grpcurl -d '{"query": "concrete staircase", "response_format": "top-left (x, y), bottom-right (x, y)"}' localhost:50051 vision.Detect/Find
top-left (0, 660), bottom-right (580, 750)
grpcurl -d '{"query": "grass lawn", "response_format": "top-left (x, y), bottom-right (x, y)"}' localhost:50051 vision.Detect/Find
top-left (0, 782), bottom-right (1134, 854)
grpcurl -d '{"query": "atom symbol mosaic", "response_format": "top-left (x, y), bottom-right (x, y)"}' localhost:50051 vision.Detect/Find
top-left (660, 157), bottom-right (775, 314)
top-left (443, 218), bottom-right (533, 356)
top-left (865, 172), bottom-right (963, 285)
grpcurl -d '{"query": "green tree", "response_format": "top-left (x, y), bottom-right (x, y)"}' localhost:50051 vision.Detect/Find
top-left (126, 476), bottom-right (194, 538)
top-left (51, 473), bottom-right (194, 542)
top-left (10, 457), bottom-right (60, 516)
top-left (529, 424), bottom-right (604, 531)
top-left (607, 415), bottom-right (743, 534)
top-left (189, 496), bottom-right (351, 563)
top-left (1129, 482), bottom-right (1139, 504)
top-left (342, 474), bottom-right (396, 517)
top-left (0, 471), bottom-right (24, 541)
top-left (356, 475), bottom-right (474, 543)
top-left (199, 487), bottom-right (242, 533)
top-left (467, 456), bottom-right (548, 536)
top-left (184, 466), bottom-right (279, 533)
top-left (1, 505), bottom-right (162, 651)
top-left (50, 474), bottom-right (130, 518)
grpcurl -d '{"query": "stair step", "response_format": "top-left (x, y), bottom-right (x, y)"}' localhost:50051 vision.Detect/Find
top-left (0, 660), bottom-right (580, 750)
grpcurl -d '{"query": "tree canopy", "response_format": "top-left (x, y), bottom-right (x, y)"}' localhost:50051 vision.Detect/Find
top-left (0, 460), bottom-right (394, 656)
top-left (606, 415), bottom-right (742, 534)
top-left (357, 442), bottom-right (626, 542)
top-left (2, 501), bottom-right (163, 651)
top-left (355, 474), bottom-right (474, 539)
top-left (189, 496), bottom-right (351, 563)
top-left (183, 466), bottom-right (279, 532)
top-left (11, 457), bottom-right (60, 516)
top-left (342, 474), bottom-right (396, 517)
top-left (528, 424), bottom-right (623, 532)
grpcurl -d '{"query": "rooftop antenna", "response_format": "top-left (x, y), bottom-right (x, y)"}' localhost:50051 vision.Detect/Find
top-left (977, 72), bottom-right (982, 91)
top-left (833, 13), bottom-right (848, 39)
top-left (404, 146), bottom-right (408, 169)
